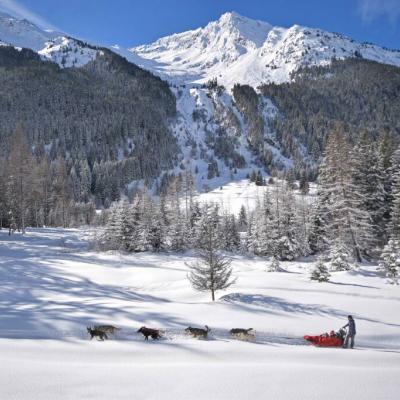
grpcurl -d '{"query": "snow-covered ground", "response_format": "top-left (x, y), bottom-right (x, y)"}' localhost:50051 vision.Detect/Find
top-left (0, 228), bottom-right (399, 399)
top-left (194, 179), bottom-right (317, 215)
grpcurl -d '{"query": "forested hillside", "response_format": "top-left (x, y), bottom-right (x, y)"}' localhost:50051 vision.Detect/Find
top-left (0, 45), bottom-right (178, 207)
top-left (260, 59), bottom-right (400, 165)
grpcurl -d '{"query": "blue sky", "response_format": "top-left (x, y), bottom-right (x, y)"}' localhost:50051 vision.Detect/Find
top-left (0, 0), bottom-right (399, 49)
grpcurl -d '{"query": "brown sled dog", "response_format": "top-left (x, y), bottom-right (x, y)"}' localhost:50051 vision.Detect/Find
top-left (230, 328), bottom-right (255, 340)
top-left (185, 325), bottom-right (210, 339)
top-left (137, 326), bottom-right (163, 340)
top-left (87, 327), bottom-right (108, 341)
top-left (94, 325), bottom-right (121, 335)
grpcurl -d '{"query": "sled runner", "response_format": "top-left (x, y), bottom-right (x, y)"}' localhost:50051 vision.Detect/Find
top-left (304, 329), bottom-right (346, 347)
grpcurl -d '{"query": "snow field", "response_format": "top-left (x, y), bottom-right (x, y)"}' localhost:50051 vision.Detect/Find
top-left (0, 228), bottom-right (399, 399)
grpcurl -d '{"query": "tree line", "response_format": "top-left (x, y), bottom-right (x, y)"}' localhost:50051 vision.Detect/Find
top-left (97, 122), bottom-right (400, 284)
top-left (0, 124), bottom-right (96, 231)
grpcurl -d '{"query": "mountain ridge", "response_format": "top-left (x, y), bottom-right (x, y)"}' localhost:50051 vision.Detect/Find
top-left (130, 11), bottom-right (400, 88)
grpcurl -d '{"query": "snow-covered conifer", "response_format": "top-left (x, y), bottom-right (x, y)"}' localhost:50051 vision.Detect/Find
top-left (318, 124), bottom-right (374, 262)
top-left (187, 203), bottom-right (235, 301)
top-left (220, 213), bottom-right (240, 251)
top-left (238, 205), bottom-right (248, 231)
top-left (389, 180), bottom-right (400, 242)
top-left (268, 256), bottom-right (282, 272)
top-left (379, 239), bottom-right (400, 284)
top-left (310, 258), bottom-right (331, 282)
top-left (329, 241), bottom-right (352, 271)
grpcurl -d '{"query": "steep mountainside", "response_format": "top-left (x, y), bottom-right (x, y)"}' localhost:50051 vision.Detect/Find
top-left (131, 11), bottom-right (400, 88)
top-left (260, 59), bottom-right (400, 160)
top-left (0, 45), bottom-right (177, 206)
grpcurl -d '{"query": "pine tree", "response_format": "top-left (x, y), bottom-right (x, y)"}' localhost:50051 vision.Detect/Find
top-left (310, 258), bottom-right (331, 282)
top-left (250, 193), bottom-right (276, 256)
top-left (6, 124), bottom-right (35, 233)
top-left (299, 172), bottom-right (310, 195)
top-left (285, 169), bottom-right (296, 190)
top-left (194, 203), bottom-right (221, 250)
top-left (388, 146), bottom-right (400, 242)
top-left (0, 158), bottom-right (6, 229)
top-left (102, 201), bottom-right (125, 250)
top-left (238, 205), bottom-right (248, 231)
top-left (52, 159), bottom-right (72, 228)
top-left (164, 177), bottom-right (187, 251)
top-left (268, 256), bottom-right (282, 272)
top-left (145, 205), bottom-right (165, 252)
top-left (273, 186), bottom-right (303, 260)
top-left (318, 124), bottom-right (374, 262)
top-left (329, 241), bottom-right (352, 271)
top-left (245, 214), bottom-right (258, 254)
top-left (114, 201), bottom-right (131, 251)
top-left (79, 160), bottom-right (92, 203)
top-left (379, 239), bottom-right (400, 284)
top-left (377, 130), bottom-right (396, 237)
top-left (187, 207), bottom-right (236, 302)
top-left (352, 133), bottom-right (386, 247)
top-left (220, 213), bottom-right (240, 251)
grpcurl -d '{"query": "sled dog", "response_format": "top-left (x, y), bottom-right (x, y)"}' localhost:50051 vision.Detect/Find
top-left (230, 328), bottom-right (255, 340)
top-left (137, 326), bottom-right (162, 340)
top-left (87, 327), bottom-right (108, 341)
top-left (94, 325), bottom-right (120, 335)
top-left (185, 325), bottom-right (210, 338)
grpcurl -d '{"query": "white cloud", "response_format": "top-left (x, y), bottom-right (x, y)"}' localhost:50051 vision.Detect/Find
top-left (0, 0), bottom-right (58, 30)
top-left (358, 0), bottom-right (400, 25)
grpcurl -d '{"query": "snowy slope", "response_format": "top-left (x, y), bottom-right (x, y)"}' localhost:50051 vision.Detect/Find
top-left (131, 11), bottom-right (400, 87)
top-left (0, 228), bottom-right (399, 399)
top-left (194, 179), bottom-right (317, 215)
top-left (0, 10), bottom-right (60, 51)
top-left (38, 37), bottom-right (103, 68)
top-left (0, 10), bottom-right (146, 70)
top-left (166, 84), bottom-right (290, 193)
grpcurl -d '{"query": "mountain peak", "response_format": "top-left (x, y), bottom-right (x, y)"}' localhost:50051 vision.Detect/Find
top-left (218, 11), bottom-right (247, 24)
top-left (211, 11), bottom-right (272, 47)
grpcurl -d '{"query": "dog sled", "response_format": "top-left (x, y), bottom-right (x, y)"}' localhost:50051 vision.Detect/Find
top-left (304, 328), bottom-right (346, 347)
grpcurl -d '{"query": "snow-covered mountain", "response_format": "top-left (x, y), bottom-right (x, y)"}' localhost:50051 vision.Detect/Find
top-left (0, 10), bottom-right (149, 69)
top-left (1, 9), bottom-right (399, 87)
top-left (0, 9), bottom-right (399, 196)
top-left (0, 10), bottom-right (61, 51)
top-left (131, 11), bottom-right (400, 87)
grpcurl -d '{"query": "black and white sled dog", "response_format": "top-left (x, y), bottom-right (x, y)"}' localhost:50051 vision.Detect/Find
top-left (185, 325), bottom-right (210, 339)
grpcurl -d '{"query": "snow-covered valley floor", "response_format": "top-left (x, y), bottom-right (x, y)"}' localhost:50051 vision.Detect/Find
top-left (0, 228), bottom-right (399, 399)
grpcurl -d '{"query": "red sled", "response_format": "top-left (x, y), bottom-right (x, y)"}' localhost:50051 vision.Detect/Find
top-left (304, 329), bottom-right (345, 347)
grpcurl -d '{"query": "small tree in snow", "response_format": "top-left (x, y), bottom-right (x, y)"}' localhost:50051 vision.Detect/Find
top-left (187, 251), bottom-right (236, 301)
top-left (187, 203), bottom-right (236, 301)
top-left (329, 241), bottom-right (353, 271)
top-left (310, 258), bottom-right (331, 282)
top-left (268, 256), bottom-right (282, 272)
top-left (379, 239), bottom-right (400, 284)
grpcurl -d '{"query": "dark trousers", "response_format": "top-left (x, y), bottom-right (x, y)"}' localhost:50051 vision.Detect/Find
top-left (344, 333), bottom-right (355, 348)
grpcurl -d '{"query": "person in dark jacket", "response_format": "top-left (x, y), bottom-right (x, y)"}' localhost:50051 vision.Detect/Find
top-left (342, 315), bottom-right (356, 348)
